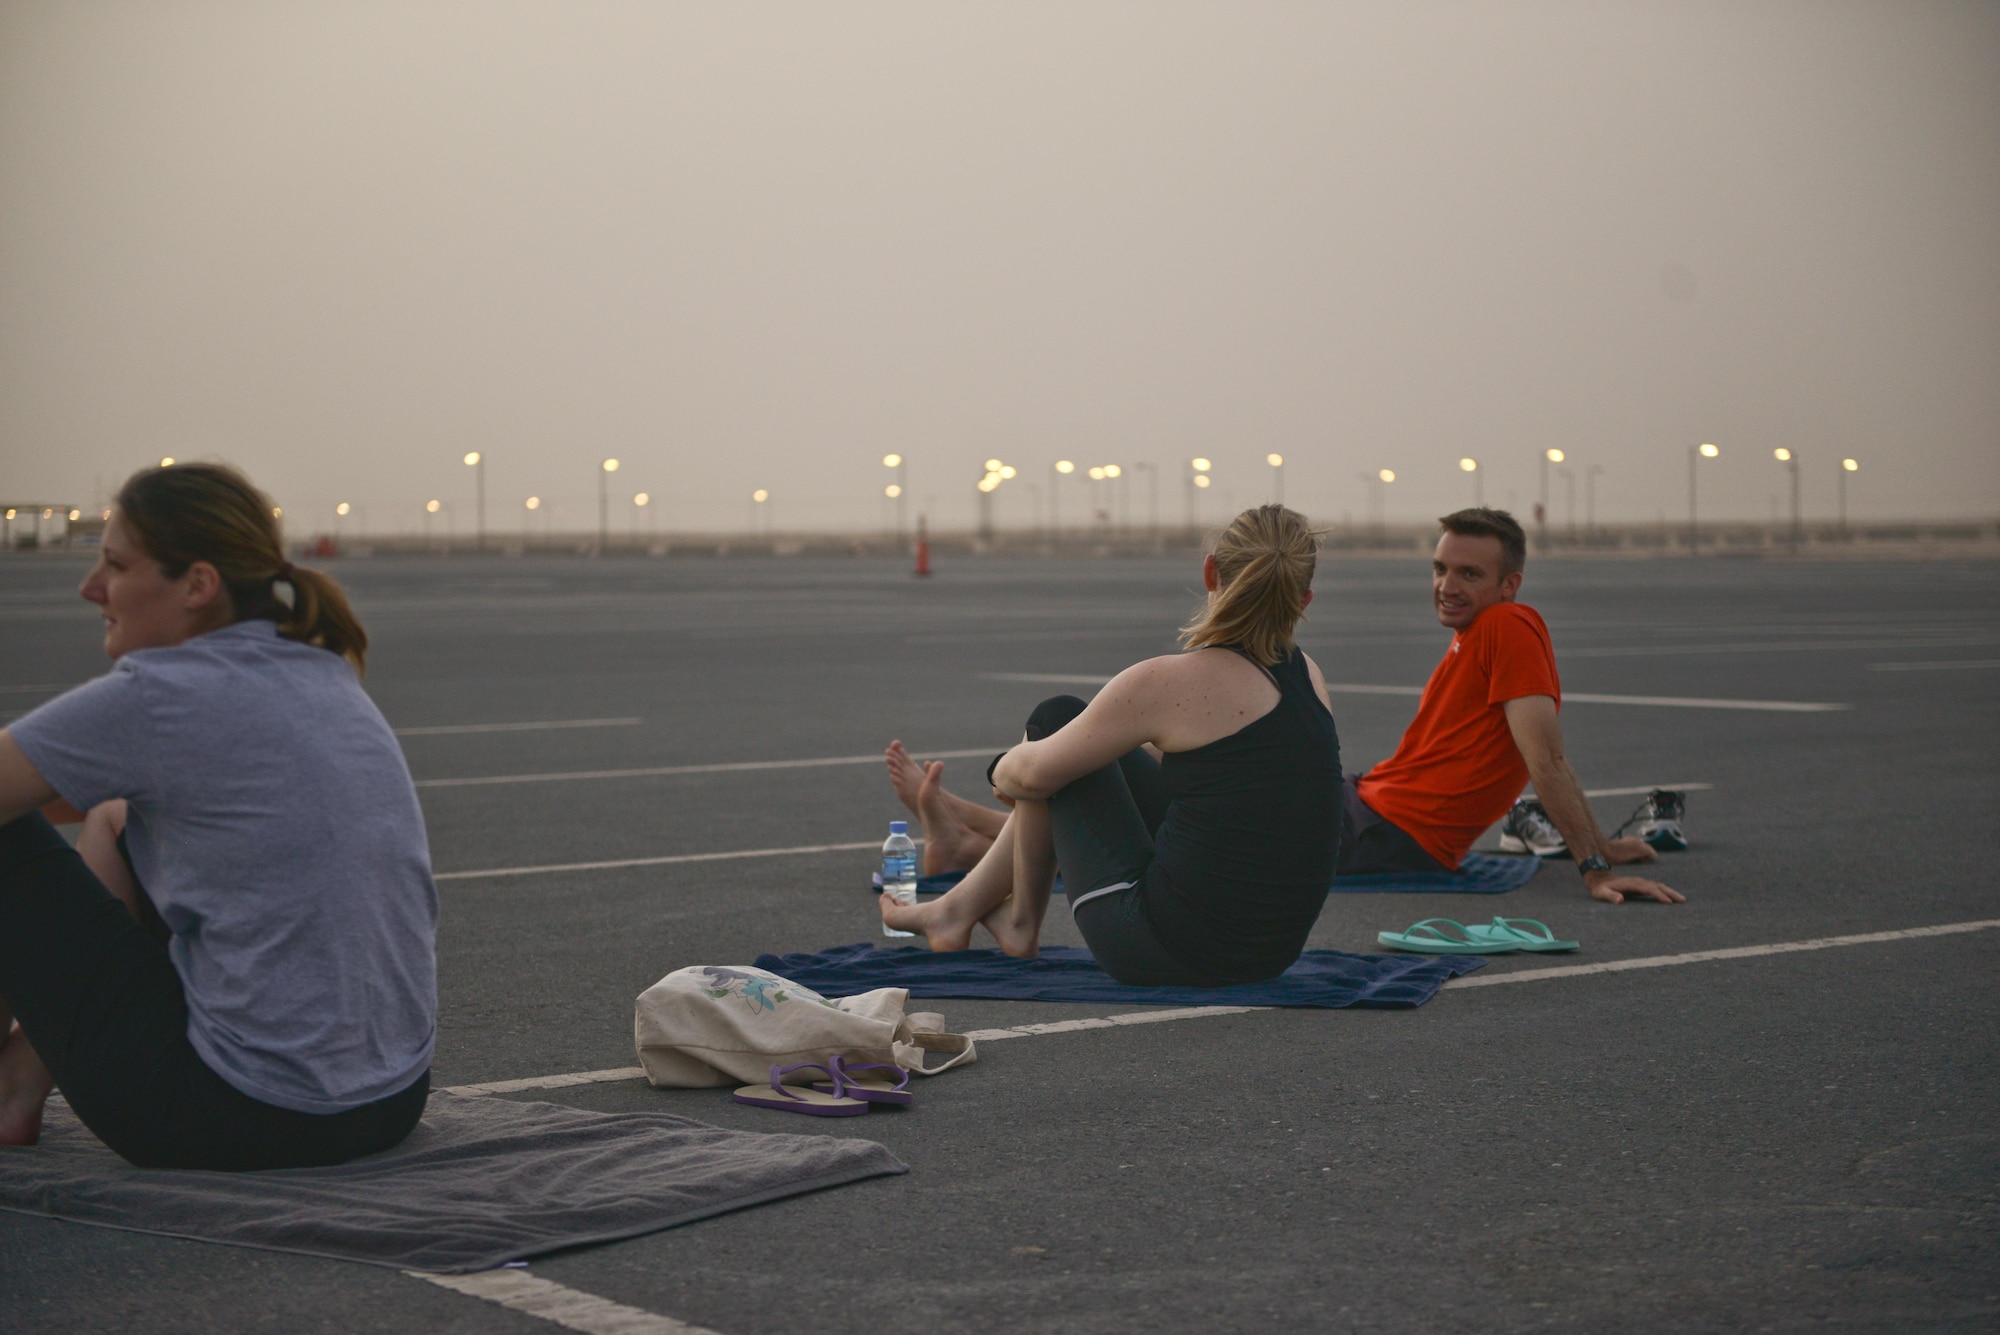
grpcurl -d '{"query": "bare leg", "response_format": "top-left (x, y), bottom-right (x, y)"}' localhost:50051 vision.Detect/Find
top-left (1003, 798), bottom-right (1058, 942)
top-left (915, 762), bottom-right (998, 875)
top-left (886, 741), bottom-right (1007, 840)
top-left (0, 800), bottom-right (149, 1147)
top-left (881, 806), bottom-right (1049, 956)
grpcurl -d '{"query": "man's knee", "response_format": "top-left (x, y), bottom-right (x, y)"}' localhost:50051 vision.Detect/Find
top-left (1026, 695), bottom-right (1088, 741)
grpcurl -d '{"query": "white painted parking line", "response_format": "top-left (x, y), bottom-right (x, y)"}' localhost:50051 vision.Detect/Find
top-left (982, 673), bottom-right (1847, 712)
top-left (1867, 658), bottom-right (2000, 672)
top-left (395, 717), bottom-right (642, 736)
top-left (443, 1067), bottom-right (648, 1096)
top-left (1576, 783), bottom-right (1712, 799)
top-left (1558, 635), bottom-right (1998, 659)
top-left (414, 747), bottom-right (999, 789)
top-left (434, 840), bottom-right (887, 882)
top-left (410, 1269), bottom-right (723, 1335)
top-left (454, 919), bottom-right (2000, 1094)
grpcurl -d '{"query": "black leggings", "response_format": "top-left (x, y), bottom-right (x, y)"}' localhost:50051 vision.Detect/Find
top-left (1029, 696), bottom-right (1216, 986)
top-left (0, 812), bottom-right (428, 1171)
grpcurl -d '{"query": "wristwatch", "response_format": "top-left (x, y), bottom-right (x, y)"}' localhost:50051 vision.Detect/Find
top-left (1576, 854), bottom-right (1611, 878)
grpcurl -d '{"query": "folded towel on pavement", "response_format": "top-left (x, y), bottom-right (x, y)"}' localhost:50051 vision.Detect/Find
top-left (1326, 852), bottom-right (1543, 894)
top-left (0, 1091), bottom-right (906, 1273)
top-left (753, 942), bottom-right (1482, 1008)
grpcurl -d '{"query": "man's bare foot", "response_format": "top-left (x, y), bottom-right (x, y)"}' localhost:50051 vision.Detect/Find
top-left (1606, 837), bottom-right (1659, 865)
top-left (917, 762), bottom-right (996, 876)
top-left (0, 1026), bottom-right (54, 1148)
top-left (880, 887), bottom-right (974, 953)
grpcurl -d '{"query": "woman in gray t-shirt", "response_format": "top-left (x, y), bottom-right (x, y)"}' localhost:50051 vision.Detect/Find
top-left (0, 463), bottom-right (437, 1170)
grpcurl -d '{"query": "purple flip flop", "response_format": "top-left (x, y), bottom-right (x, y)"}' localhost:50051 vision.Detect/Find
top-left (733, 1061), bottom-right (871, 1117)
top-left (812, 1057), bottom-right (914, 1107)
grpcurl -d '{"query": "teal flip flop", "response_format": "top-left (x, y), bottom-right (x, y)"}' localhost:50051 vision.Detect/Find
top-left (1481, 917), bottom-right (1579, 953)
top-left (1377, 918), bottom-right (1521, 954)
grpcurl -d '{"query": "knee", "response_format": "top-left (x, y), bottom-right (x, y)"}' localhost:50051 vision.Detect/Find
top-left (1025, 695), bottom-right (1088, 741)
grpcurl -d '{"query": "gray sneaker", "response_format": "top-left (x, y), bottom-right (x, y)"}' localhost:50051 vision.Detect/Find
top-left (1618, 789), bottom-right (1688, 852)
top-left (1497, 798), bottom-right (1568, 859)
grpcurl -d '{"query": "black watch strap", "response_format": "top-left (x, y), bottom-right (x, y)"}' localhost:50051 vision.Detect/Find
top-left (1576, 854), bottom-right (1611, 877)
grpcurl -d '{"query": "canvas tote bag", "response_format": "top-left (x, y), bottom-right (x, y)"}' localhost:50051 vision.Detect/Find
top-left (634, 964), bottom-right (977, 1088)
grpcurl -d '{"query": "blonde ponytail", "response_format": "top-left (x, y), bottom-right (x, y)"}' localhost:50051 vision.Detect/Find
top-left (1178, 504), bottom-right (1320, 667)
top-left (115, 463), bottom-right (370, 675)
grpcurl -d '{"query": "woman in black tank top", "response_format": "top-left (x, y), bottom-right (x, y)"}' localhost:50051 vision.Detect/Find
top-left (880, 506), bottom-right (1342, 987)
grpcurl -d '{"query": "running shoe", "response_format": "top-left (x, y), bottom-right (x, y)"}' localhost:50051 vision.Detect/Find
top-left (1618, 788), bottom-right (1688, 852)
top-left (1497, 798), bottom-right (1569, 859)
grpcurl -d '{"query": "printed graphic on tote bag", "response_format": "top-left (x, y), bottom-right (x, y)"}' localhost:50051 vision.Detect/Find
top-left (698, 967), bottom-right (843, 1014)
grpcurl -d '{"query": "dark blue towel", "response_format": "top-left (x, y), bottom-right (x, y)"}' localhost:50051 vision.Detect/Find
top-left (894, 851), bottom-right (1540, 899)
top-left (1325, 852), bottom-right (1543, 895)
top-left (752, 942), bottom-right (1482, 1009)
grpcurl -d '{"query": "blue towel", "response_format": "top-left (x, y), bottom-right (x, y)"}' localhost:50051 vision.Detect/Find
top-left (894, 851), bottom-right (1541, 899)
top-left (752, 942), bottom-right (1482, 1009)
top-left (1325, 852), bottom-right (1543, 894)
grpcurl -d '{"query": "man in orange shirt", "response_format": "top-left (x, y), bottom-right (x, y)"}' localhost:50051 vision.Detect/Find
top-left (1346, 508), bottom-right (1680, 905)
top-left (886, 508), bottom-right (1681, 905)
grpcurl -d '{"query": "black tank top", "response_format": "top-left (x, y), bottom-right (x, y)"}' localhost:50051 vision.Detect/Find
top-left (1144, 645), bottom-right (1342, 984)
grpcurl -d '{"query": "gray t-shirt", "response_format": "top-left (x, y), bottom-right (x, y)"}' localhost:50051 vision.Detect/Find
top-left (11, 619), bottom-right (437, 1114)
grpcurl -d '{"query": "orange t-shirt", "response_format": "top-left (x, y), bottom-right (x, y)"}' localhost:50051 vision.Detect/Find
top-left (1355, 601), bottom-right (1560, 869)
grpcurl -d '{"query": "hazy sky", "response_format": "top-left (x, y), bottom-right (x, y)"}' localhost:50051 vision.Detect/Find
top-left (3, 1), bottom-right (1996, 535)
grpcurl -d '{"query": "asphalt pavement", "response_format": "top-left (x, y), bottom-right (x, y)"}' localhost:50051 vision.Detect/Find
top-left (1, 548), bottom-right (1996, 1333)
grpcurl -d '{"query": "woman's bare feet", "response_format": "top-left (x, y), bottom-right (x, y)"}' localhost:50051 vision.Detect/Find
top-left (879, 885), bottom-right (974, 953)
top-left (916, 762), bottom-right (997, 876)
top-left (878, 882), bottom-right (1040, 957)
top-left (884, 741), bottom-right (929, 817)
top-left (886, 741), bottom-right (1010, 840)
top-left (0, 1024), bottom-right (54, 1148)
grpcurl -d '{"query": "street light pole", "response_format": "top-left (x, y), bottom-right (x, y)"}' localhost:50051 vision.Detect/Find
top-left (1773, 449), bottom-right (1801, 551)
top-left (464, 452), bottom-right (485, 551)
top-left (1540, 449), bottom-right (1564, 551)
top-left (883, 454), bottom-right (906, 549)
top-left (1689, 443), bottom-right (1718, 553)
top-left (599, 458), bottom-right (619, 554)
top-left (1585, 465), bottom-right (1603, 543)
top-left (1838, 457), bottom-right (1858, 538)
top-left (1132, 462), bottom-right (1159, 546)
top-left (1460, 457), bottom-right (1481, 506)
top-left (1266, 453), bottom-right (1284, 506)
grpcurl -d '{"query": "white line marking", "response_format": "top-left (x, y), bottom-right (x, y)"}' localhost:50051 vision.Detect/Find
top-left (409, 1269), bottom-right (724, 1335)
top-left (460, 919), bottom-right (2000, 1092)
top-left (395, 717), bottom-right (641, 736)
top-left (1446, 919), bottom-right (2000, 987)
top-left (434, 840), bottom-right (886, 882)
top-left (443, 1066), bottom-right (648, 1096)
top-left (1579, 783), bottom-right (1712, 798)
top-left (981, 674), bottom-right (1847, 712)
top-left (1867, 659), bottom-right (2000, 672)
top-left (1558, 635), bottom-right (1998, 659)
top-left (414, 747), bottom-right (1000, 790)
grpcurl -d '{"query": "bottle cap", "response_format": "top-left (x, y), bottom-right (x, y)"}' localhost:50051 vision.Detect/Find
top-left (889, 820), bottom-right (908, 835)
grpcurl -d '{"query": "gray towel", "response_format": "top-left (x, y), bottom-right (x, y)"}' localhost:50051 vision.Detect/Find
top-left (0, 1092), bottom-right (906, 1273)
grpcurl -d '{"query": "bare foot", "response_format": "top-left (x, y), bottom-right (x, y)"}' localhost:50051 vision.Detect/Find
top-left (880, 887), bottom-right (974, 953)
top-left (1606, 837), bottom-right (1660, 865)
top-left (0, 1025), bottom-right (54, 1148)
top-left (917, 762), bottom-right (995, 876)
top-left (885, 741), bottom-right (927, 818)
top-left (978, 901), bottom-right (1041, 958)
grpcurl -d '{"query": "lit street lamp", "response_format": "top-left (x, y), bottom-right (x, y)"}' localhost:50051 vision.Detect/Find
top-left (1460, 457), bottom-right (1481, 506)
top-left (883, 453), bottom-right (906, 547)
top-left (1839, 456), bottom-right (1858, 537)
top-left (1539, 448), bottom-right (1564, 549)
top-left (1366, 469), bottom-right (1395, 544)
top-left (751, 488), bottom-right (769, 535)
top-left (1052, 459), bottom-right (1075, 535)
top-left (598, 458), bottom-right (619, 554)
top-left (1186, 457), bottom-right (1212, 530)
top-left (464, 451), bottom-right (485, 551)
top-left (1773, 448), bottom-right (1801, 551)
top-left (1689, 443), bottom-right (1719, 552)
top-left (634, 491), bottom-right (650, 536)
top-left (524, 495), bottom-right (540, 542)
top-left (1266, 453), bottom-right (1285, 505)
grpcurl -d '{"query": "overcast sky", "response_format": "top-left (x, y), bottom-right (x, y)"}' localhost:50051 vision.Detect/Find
top-left (2, 1), bottom-right (1995, 535)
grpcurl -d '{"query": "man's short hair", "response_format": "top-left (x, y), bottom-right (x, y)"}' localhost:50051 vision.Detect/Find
top-left (1438, 507), bottom-right (1527, 575)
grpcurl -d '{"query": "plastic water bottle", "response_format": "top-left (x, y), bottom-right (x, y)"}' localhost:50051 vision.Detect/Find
top-left (880, 820), bottom-right (918, 937)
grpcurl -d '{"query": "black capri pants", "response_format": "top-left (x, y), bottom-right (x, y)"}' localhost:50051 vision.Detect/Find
top-left (1026, 696), bottom-right (1215, 987)
top-left (0, 812), bottom-right (428, 1171)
